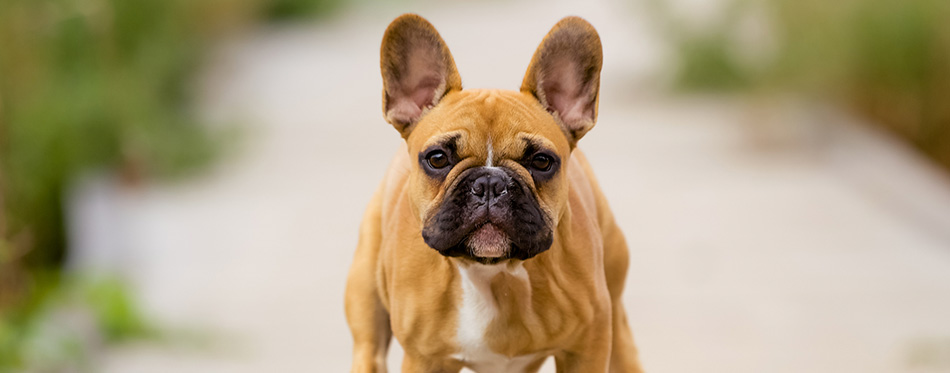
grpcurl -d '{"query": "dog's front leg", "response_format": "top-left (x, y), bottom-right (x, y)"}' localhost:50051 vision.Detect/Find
top-left (400, 353), bottom-right (462, 373)
top-left (345, 189), bottom-right (392, 373)
top-left (345, 270), bottom-right (391, 373)
top-left (554, 311), bottom-right (614, 373)
top-left (345, 279), bottom-right (390, 373)
top-left (555, 344), bottom-right (612, 373)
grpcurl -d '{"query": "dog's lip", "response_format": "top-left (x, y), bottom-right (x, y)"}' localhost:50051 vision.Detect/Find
top-left (441, 222), bottom-right (501, 249)
top-left (461, 220), bottom-right (500, 241)
top-left (466, 222), bottom-right (512, 258)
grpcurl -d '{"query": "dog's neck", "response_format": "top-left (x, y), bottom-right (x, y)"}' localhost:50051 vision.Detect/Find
top-left (453, 260), bottom-right (534, 366)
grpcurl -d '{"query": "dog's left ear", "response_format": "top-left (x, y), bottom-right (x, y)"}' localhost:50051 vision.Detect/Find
top-left (521, 16), bottom-right (603, 145)
top-left (380, 14), bottom-right (462, 138)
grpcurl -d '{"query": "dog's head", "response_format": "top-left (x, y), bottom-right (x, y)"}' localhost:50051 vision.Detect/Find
top-left (380, 14), bottom-right (602, 264)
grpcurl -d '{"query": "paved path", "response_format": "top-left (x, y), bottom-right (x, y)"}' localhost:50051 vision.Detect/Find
top-left (91, 0), bottom-right (950, 372)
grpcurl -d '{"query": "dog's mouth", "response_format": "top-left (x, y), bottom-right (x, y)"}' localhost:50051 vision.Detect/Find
top-left (432, 221), bottom-right (519, 265)
top-left (428, 218), bottom-right (549, 264)
top-left (466, 223), bottom-right (510, 258)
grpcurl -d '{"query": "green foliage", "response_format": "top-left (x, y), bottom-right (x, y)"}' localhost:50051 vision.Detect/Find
top-left (0, 0), bottom-right (347, 266)
top-left (264, 0), bottom-right (344, 20)
top-left (83, 277), bottom-right (152, 342)
top-left (0, 0), bottom-right (344, 370)
top-left (0, 275), bottom-right (152, 372)
top-left (0, 0), bottom-right (223, 267)
top-left (653, 0), bottom-right (950, 167)
top-left (673, 34), bottom-right (750, 91)
top-left (646, 0), bottom-right (757, 91)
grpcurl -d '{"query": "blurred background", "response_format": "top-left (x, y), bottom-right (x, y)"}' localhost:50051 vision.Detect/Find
top-left (2, 0), bottom-right (949, 372)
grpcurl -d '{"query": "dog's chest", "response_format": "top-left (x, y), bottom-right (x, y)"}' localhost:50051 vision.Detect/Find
top-left (452, 263), bottom-right (543, 372)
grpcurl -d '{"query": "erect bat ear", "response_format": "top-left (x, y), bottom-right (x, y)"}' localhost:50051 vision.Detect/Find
top-left (521, 16), bottom-right (603, 146)
top-left (380, 14), bottom-right (462, 138)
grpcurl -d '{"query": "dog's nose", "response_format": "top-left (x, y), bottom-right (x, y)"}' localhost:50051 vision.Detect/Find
top-left (471, 173), bottom-right (508, 203)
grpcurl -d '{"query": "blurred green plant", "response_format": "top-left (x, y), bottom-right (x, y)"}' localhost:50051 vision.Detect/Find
top-left (0, 274), bottom-right (152, 371)
top-left (264, 0), bottom-right (344, 20)
top-left (0, 0), bottom-right (343, 369)
top-left (650, 0), bottom-right (950, 167)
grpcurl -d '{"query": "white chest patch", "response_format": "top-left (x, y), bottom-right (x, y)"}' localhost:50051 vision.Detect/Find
top-left (453, 262), bottom-right (537, 372)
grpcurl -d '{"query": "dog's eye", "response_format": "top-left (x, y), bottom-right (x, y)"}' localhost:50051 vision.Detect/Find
top-left (531, 154), bottom-right (553, 171)
top-left (427, 151), bottom-right (449, 169)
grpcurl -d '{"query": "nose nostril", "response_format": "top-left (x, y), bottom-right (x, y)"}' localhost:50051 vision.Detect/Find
top-left (471, 182), bottom-right (485, 197)
top-left (491, 180), bottom-right (506, 196)
top-left (470, 172), bottom-right (509, 202)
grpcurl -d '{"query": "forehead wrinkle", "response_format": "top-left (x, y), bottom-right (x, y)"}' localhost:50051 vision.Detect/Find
top-left (517, 132), bottom-right (558, 152)
top-left (494, 91), bottom-right (548, 122)
top-left (487, 93), bottom-right (561, 143)
top-left (422, 130), bottom-right (465, 149)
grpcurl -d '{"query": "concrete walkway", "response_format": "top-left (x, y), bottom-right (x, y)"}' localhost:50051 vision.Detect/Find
top-left (90, 0), bottom-right (950, 372)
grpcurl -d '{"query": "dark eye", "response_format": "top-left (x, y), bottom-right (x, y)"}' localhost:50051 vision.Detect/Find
top-left (531, 154), bottom-right (553, 171)
top-left (427, 151), bottom-right (449, 169)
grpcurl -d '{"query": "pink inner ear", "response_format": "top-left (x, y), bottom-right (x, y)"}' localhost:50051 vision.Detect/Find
top-left (387, 96), bottom-right (424, 125)
top-left (542, 59), bottom-right (593, 130)
top-left (409, 76), bottom-right (440, 108)
top-left (387, 75), bottom-right (439, 125)
top-left (386, 46), bottom-right (445, 126)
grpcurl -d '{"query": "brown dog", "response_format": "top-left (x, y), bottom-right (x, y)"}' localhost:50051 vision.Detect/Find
top-left (345, 14), bottom-right (643, 372)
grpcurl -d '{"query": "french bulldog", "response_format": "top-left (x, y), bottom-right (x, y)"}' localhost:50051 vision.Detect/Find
top-left (345, 13), bottom-right (643, 373)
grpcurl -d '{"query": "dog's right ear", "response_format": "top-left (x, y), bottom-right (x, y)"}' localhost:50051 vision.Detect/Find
top-left (380, 14), bottom-right (462, 138)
